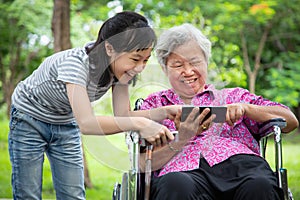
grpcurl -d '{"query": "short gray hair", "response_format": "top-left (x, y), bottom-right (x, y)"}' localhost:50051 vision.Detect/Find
top-left (155, 23), bottom-right (211, 70)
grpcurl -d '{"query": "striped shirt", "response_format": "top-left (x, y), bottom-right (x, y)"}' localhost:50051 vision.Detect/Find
top-left (12, 44), bottom-right (115, 124)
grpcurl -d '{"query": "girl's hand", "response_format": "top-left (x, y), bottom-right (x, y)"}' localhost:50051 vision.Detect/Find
top-left (139, 118), bottom-right (174, 148)
top-left (164, 105), bottom-right (182, 121)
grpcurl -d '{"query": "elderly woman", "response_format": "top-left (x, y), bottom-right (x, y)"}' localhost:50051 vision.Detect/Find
top-left (140, 23), bottom-right (298, 200)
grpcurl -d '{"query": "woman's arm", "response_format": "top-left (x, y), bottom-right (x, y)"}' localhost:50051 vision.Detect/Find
top-left (66, 83), bottom-right (175, 144)
top-left (226, 103), bottom-right (299, 133)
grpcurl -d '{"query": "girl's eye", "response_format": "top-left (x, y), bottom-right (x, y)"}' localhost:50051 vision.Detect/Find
top-left (131, 58), bottom-right (139, 62)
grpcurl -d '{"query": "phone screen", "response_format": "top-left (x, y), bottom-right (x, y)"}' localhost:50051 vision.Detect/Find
top-left (181, 106), bottom-right (227, 123)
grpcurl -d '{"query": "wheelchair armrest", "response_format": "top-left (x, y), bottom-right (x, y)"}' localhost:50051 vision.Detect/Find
top-left (258, 118), bottom-right (287, 138)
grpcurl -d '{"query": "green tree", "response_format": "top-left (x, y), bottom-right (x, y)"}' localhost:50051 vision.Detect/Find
top-left (0, 0), bottom-right (53, 115)
top-left (260, 0), bottom-right (300, 112)
top-left (105, 0), bottom-right (300, 118)
top-left (197, 0), bottom-right (300, 116)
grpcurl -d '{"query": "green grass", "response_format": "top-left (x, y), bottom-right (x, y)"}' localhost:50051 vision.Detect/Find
top-left (265, 131), bottom-right (300, 199)
top-left (1, 119), bottom-right (300, 199)
top-left (0, 119), bottom-right (123, 199)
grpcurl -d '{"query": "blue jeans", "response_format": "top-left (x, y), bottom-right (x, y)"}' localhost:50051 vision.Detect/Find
top-left (8, 106), bottom-right (85, 200)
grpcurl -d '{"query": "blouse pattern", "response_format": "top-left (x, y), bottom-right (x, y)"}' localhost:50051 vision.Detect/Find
top-left (140, 84), bottom-right (287, 177)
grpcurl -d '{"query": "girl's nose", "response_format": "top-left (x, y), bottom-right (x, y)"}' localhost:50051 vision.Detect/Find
top-left (134, 64), bottom-right (145, 73)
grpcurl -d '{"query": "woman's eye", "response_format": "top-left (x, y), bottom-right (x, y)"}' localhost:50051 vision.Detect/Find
top-left (191, 61), bottom-right (202, 66)
top-left (172, 65), bottom-right (183, 68)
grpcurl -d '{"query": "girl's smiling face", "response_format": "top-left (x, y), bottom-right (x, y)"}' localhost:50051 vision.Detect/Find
top-left (109, 48), bottom-right (152, 84)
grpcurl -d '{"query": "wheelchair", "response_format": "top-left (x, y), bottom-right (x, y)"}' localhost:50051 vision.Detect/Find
top-left (112, 99), bottom-right (294, 200)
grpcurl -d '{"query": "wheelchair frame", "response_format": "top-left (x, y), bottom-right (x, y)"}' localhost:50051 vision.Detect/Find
top-left (259, 118), bottom-right (293, 200)
top-left (113, 112), bottom-right (293, 200)
top-left (112, 130), bottom-right (151, 200)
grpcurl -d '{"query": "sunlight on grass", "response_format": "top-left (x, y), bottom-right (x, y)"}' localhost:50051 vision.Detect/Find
top-left (1, 119), bottom-right (299, 199)
top-left (82, 134), bottom-right (131, 173)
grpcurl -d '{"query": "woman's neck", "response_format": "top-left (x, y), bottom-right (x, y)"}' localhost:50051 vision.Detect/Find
top-left (180, 96), bottom-right (193, 105)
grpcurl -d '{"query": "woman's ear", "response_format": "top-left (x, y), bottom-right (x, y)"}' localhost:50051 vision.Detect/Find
top-left (105, 41), bottom-right (114, 56)
top-left (161, 65), bottom-right (168, 75)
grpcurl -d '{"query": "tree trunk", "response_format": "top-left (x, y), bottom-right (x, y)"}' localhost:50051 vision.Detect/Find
top-left (51, 0), bottom-right (93, 188)
top-left (3, 75), bottom-right (14, 116)
top-left (241, 22), bottom-right (272, 94)
top-left (82, 143), bottom-right (94, 188)
top-left (1, 41), bottom-right (23, 117)
top-left (248, 73), bottom-right (256, 94)
top-left (295, 105), bottom-right (300, 131)
top-left (51, 0), bottom-right (71, 52)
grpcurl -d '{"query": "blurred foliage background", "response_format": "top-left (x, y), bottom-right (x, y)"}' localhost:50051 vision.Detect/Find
top-left (0, 0), bottom-right (299, 199)
top-left (1, 0), bottom-right (300, 117)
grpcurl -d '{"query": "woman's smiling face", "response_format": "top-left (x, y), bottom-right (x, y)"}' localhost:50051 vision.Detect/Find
top-left (110, 48), bottom-right (152, 84)
top-left (165, 40), bottom-right (208, 100)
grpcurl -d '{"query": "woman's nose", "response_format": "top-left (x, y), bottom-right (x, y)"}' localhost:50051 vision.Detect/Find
top-left (183, 63), bottom-right (194, 74)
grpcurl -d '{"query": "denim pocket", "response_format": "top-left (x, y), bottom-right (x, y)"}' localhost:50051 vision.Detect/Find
top-left (9, 106), bottom-right (25, 130)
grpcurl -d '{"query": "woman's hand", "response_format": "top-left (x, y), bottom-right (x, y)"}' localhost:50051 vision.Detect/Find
top-left (174, 107), bottom-right (215, 138)
top-left (225, 103), bottom-right (246, 126)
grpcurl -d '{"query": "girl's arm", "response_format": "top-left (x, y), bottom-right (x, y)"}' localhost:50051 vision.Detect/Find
top-left (66, 83), bottom-right (174, 144)
top-left (112, 83), bottom-right (180, 122)
top-left (112, 83), bottom-right (131, 116)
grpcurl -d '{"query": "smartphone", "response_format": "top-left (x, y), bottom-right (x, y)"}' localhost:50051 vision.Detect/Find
top-left (181, 105), bottom-right (227, 123)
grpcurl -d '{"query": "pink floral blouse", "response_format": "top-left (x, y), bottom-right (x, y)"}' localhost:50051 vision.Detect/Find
top-left (140, 84), bottom-right (287, 177)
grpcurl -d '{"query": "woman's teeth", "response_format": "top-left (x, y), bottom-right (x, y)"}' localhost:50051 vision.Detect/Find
top-left (183, 79), bottom-right (196, 84)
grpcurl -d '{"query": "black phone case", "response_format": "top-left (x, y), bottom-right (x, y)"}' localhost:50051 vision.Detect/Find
top-left (181, 106), bottom-right (227, 123)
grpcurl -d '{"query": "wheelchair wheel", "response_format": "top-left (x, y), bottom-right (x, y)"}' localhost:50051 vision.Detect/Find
top-left (112, 182), bottom-right (121, 200)
top-left (112, 172), bottom-right (130, 200)
top-left (288, 188), bottom-right (294, 200)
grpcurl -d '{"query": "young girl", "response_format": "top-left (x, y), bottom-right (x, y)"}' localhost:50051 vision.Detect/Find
top-left (9, 11), bottom-right (177, 199)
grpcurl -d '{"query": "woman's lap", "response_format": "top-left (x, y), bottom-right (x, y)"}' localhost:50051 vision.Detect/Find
top-left (150, 154), bottom-right (283, 200)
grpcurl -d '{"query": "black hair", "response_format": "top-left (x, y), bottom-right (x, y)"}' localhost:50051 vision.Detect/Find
top-left (86, 11), bottom-right (156, 87)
